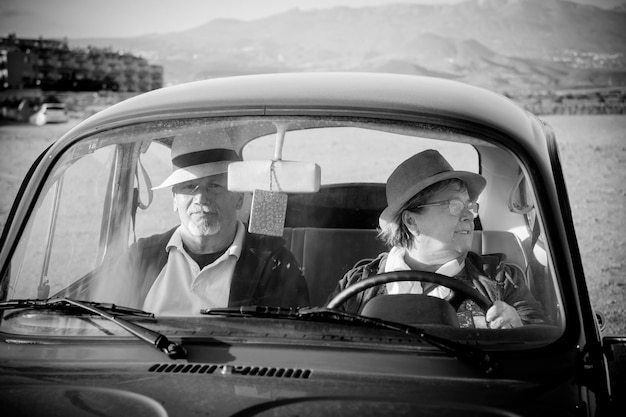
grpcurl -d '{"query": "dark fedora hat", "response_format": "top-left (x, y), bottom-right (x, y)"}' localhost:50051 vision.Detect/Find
top-left (379, 149), bottom-right (486, 227)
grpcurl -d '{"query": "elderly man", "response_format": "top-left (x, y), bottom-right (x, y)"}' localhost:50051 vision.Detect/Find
top-left (99, 136), bottom-right (309, 315)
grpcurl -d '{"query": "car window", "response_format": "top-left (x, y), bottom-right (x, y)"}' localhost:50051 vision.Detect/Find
top-left (6, 144), bottom-right (116, 299)
top-left (2, 116), bottom-right (564, 346)
top-left (243, 127), bottom-right (478, 184)
top-left (132, 141), bottom-right (179, 239)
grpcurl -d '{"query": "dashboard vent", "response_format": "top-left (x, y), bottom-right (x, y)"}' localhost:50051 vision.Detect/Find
top-left (149, 363), bottom-right (312, 379)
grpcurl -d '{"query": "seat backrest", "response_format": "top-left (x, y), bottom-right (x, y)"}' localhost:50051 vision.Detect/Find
top-left (283, 228), bottom-right (387, 306)
top-left (283, 227), bottom-right (528, 307)
top-left (472, 230), bottom-right (529, 278)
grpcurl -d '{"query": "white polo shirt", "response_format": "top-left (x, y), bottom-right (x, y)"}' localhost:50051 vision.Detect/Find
top-left (143, 221), bottom-right (245, 316)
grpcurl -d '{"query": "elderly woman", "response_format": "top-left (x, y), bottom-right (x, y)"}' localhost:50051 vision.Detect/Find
top-left (329, 149), bottom-right (545, 329)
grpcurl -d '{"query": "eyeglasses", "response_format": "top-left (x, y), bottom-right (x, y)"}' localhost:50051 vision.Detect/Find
top-left (415, 199), bottom-right (479, 217)
top-left (174, 181), bottom-right (225, 195)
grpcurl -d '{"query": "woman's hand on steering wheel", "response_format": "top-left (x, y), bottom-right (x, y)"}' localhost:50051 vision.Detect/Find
top-left (486, 301), bottom-right (523, 329)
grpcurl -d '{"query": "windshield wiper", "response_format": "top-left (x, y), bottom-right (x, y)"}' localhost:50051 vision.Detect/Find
top-left (202, 306), bottom-right (497, 374)
top-left (201, 305), bottom-right (300, 317)
top-left (0, 299), bottom-right (154, 317)
top-left (302, 308), bottom-right (497, 374)
top-left (0, 298), bottom-right (186, 359)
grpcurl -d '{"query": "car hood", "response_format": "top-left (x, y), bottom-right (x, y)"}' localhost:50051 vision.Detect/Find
top-left (0, 379), bottom-right (573, 417)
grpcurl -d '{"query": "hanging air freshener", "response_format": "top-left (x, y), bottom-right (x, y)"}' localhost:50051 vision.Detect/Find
top-left (248, 161), bottom-right (288, 236)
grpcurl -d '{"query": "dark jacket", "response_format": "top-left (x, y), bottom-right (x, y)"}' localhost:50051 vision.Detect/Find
top-left (328, 251), bottom-right (545, 325)
top-left (78, 227), bottom-right (309, 310)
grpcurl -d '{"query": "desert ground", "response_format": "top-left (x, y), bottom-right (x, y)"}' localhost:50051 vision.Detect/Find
top-left (1, 114), bottom-right (625, 334)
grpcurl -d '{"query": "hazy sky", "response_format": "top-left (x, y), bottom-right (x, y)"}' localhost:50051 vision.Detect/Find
top-left (1, 0), bottom-right (624, 39)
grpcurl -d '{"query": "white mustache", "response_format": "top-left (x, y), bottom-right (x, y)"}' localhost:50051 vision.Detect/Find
top-left (190, 206), bottom-right (216, 214)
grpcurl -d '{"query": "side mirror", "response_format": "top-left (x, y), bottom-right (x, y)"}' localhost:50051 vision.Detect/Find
top-left (603, 335), bottom-right (626, 410)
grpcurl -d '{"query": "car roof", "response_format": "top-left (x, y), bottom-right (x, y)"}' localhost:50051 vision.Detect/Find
top-left (59, 73), bottom-right (546, 152)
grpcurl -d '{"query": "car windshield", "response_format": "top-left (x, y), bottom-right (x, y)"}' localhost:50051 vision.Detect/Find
top-left (0, 116), bottom-right (564, 347)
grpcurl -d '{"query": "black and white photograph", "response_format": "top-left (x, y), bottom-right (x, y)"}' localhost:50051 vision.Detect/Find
top-left (1, 1), bottom-right (625, 415)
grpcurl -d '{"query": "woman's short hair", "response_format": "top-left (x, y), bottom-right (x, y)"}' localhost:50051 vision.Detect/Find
top-left (378, 178), bottom-right (467, 249)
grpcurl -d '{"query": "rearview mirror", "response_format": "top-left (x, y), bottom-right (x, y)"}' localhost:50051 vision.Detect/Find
top-left (228, 160), bottom-right (321, 193)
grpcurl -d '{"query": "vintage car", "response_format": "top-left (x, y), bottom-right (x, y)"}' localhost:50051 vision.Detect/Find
top-left (0, 73), bottom-right (624, 416)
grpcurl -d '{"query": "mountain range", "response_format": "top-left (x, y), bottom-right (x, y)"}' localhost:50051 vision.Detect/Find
top-left (71, 0), bottom-right (626, 92)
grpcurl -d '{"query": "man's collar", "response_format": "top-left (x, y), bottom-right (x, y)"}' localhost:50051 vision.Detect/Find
top-left (167, 221), bottom-right (245, 259)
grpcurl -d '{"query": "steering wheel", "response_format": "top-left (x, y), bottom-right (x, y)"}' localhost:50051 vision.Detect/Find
top-left (326, 270), bottom-right (492, 311)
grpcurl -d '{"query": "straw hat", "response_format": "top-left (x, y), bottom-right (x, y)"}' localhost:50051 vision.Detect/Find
top-left (379, 149), bottom-right (486, 227)
top-left (153, 132), bottom-right (241, 190)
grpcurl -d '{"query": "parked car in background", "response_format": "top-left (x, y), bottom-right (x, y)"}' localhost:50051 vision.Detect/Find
top-left (28, 102), bottom-right (69, 125)
top-left (0, 73), bottom-right (624, 416)
top-left (1, 98), bottom-right (35, 122)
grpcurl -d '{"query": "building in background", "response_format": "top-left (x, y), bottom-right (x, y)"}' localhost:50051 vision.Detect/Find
top-left (0, 34), bottom-right (163, 92)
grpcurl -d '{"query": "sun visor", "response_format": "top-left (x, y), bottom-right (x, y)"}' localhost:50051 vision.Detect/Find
top-left (228, 160), bottom-right (321, 193)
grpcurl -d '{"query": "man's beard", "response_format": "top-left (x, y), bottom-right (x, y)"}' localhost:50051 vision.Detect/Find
top-left (187, 208), bottom-right (221, 236)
